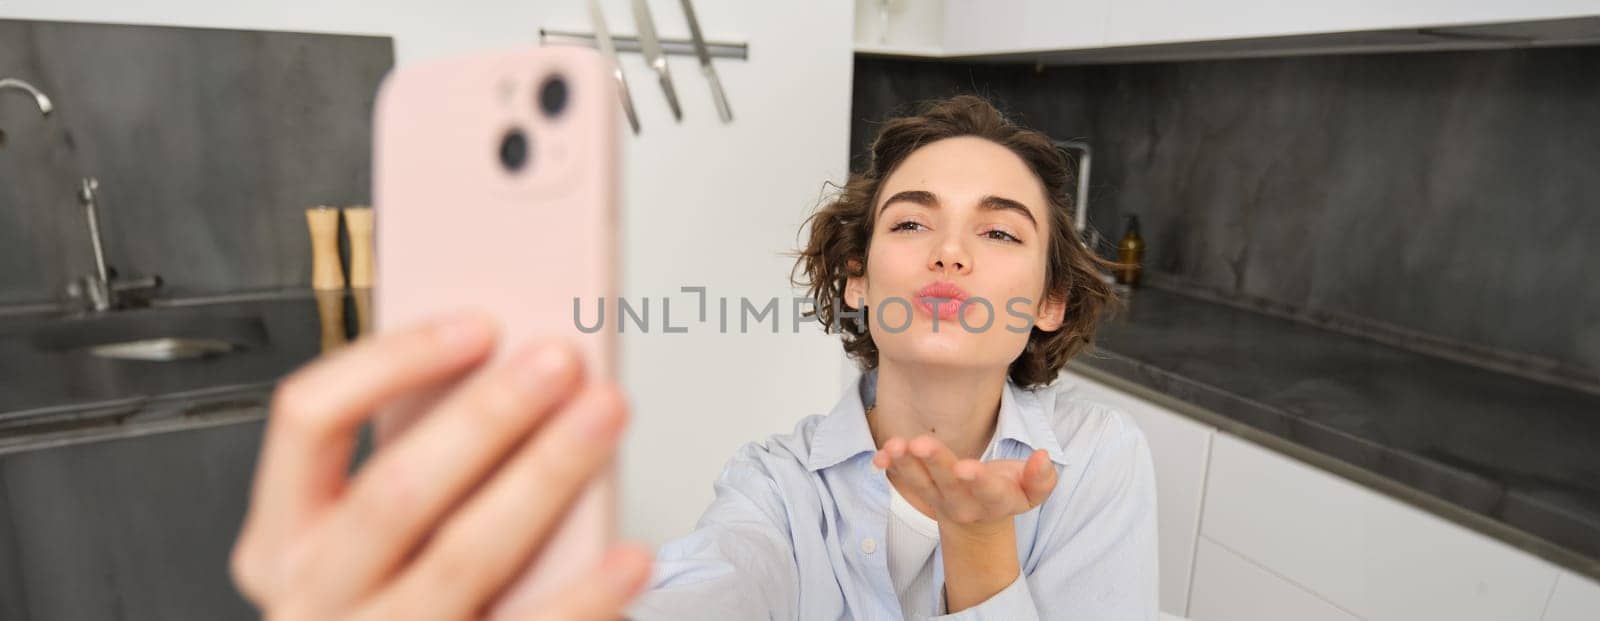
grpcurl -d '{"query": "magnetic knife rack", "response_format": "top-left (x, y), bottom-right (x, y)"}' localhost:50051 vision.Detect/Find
top-left (540, 23), bottom-right (747, 132)
top-left (539, 29), bottom-right (750, 60)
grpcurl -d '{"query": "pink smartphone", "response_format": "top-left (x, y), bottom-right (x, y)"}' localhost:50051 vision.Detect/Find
top-left (371, 45), bottom-right (619, 610)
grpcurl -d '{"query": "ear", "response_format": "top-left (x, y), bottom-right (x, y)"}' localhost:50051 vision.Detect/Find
top-left (1034, 291), bottom-right (1067, 332)
top-left (841, 257), bottom-right (869, 310)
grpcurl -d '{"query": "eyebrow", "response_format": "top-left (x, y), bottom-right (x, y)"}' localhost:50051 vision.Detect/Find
top-left (878, 190), bottom-right (1040, 230)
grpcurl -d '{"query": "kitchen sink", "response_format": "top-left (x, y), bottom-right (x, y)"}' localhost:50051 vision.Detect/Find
top-left (25, 309), bottom-right (269, 361)
top-left (0, 295), bottom-right (319, 421)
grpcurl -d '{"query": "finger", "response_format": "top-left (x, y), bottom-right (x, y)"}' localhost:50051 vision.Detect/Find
top-left (359, 381), bottom-right (630, 619)
top-left (503, 545), bottom-right (653, 621)
top-left (873, 437), bottom-right (907, 470)
top-left (282, 340), bottom-right (585, 614)
top-left (887, 441), bottom-right (941, 503)
top-left (963, 459), bottom-right (1028, 514)
top-left (234, 309), bottom-right (497, 601)
top-left (254, 310), bottom-right (497, 522)
top-left (1021, 450), bottom-right (1059, 508)
top-left (979, 459), bottom-right (1027, 482)
top-left (371, 387), bottom-right (452, 446)
top-left (909, 436), bottom-right (976, 505)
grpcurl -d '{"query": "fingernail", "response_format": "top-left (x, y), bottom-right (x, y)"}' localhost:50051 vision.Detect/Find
top-left (515, 344), bottom-right (576, 389)
top-left (434, 310), bottom-right (493, 350)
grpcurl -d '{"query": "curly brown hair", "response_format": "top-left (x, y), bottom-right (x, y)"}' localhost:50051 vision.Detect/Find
top-left (791, 95), bottom-right (1123, 388)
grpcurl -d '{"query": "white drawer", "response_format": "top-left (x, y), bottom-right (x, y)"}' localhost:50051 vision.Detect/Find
top-left (1202, 433), bottom-right (1560, 620)
top-left (1543, 570), bottom-right (1600, 621)
top-left (1189, 536), bottom-right (1357, 621)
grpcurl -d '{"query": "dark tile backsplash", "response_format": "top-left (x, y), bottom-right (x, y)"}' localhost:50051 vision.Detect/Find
top-left (0, 19), bottom-right (393, 306)
top-left (851, 46), bottom-right (1600, 387)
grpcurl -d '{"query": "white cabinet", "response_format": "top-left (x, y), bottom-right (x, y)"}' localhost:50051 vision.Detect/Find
top-left (1059, 370), bottom-right (1214, 616)
top-left (856, 0), bottom-right (1600, 59)
top-left (1105, 0), bottom-right (1600, 47)
top-left (1062, 371), bottom-right (1598, 620)
top-left (1202, 433), bottom-right (1562, 620)
top-left (1543, 570), bottom-right (1600, 621)
top-left (1188, 537), bottom-right (1358, 621)
top-left (853, 0), bottom-right (948, 55)
top-left (940, 0), bottom-right (1107, 54)
top-left (853, 0), bottom-right (1109, 57)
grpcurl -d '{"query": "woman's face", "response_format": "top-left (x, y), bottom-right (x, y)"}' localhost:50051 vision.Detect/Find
top-left (846, 136), bottom-right (1065, 372)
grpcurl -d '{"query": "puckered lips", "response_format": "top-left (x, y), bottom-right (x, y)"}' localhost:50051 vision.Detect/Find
top-left (915, 279), bottom-right (970, 321)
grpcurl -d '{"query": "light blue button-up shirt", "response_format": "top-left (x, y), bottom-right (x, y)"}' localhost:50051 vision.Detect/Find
top-left (627, 368), bottom-right (1159, 620)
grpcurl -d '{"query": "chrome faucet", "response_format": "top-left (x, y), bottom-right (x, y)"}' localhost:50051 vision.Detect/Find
top-left (1053, 139), bottom-right (1100, 250)
top-left (1, 77), bottom-right (55, 150)
top-left (1055, 139), bottom-right (1117, 286)
top-left (0, 78), bottom-right (161, 311)
top-left (68, 177), bottom-right (162, 312)
top-left (0, 78), bottom-right (54, 116)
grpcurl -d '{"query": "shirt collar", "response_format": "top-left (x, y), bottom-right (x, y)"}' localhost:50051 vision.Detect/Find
top-left (804, 367), bottom-right (1069, 472)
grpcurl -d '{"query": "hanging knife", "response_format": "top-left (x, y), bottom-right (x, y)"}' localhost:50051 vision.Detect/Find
top-left (631, 0), bottom-right (682, 122)
top-left (588, 0), bottom-right (641, 134)
top-left (679, 0), bottom-right (732, 123)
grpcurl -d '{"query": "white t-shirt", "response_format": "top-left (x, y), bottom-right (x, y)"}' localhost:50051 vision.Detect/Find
top-left (887, 482), bottom-right (945, 619)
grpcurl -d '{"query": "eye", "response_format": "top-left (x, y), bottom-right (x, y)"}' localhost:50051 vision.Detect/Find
top-left (984, 229), bottom-right (1022, 243)
top-left (889, 220), bottom-right (926, 233)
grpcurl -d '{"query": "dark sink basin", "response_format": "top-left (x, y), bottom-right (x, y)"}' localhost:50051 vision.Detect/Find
top-left (0, 296), bottom-right (319, 422)
top-left (26, 310), bottom-right (269, 360)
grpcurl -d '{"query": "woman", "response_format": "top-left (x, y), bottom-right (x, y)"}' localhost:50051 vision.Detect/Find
top-left (627, 96), bottom-right (1158, 619)
top-left (230, 95), bottom-right (1157, 620)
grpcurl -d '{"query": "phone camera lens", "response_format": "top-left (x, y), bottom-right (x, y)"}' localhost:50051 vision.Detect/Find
top-left (539, 74), bottom-right (568, 119)
top-left (499, 129), bottom-right (529, 172)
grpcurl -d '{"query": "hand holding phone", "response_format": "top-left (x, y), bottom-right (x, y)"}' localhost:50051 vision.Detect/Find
top-left (232, 45), bottom-right (635, 619)
top-left (230, 312), bottom-right (650, 619)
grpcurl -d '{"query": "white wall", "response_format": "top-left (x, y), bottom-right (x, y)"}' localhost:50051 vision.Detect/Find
top-left (1, 0), bottom-right (857, 545)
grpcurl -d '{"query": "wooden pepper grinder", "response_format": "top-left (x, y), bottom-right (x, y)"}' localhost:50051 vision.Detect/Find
top-left (306, 206), bottom-right (347, 351)
top-left (306, 206), bottom-right (346, 290)
top-left (314, 289), bottom-right (347, 352)
top-left (343, 206), bottom-right (375, 338)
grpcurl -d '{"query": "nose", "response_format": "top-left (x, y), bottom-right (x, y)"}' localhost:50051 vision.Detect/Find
top-left (927, 230), bottom-right (971, 274)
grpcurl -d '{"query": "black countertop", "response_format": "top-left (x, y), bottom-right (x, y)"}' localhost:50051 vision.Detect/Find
top-left (1070, 286), bottom-right (1600, 575)
top-left (0, 294), bottom-right (329, 452)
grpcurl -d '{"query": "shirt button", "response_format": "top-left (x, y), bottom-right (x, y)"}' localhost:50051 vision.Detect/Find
top-left (861, 538), bottom-right (877, 554)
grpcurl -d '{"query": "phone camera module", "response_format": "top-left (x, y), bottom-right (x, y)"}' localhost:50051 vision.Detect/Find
top-left (499, 129), bottom-right (530, 172)
top-left (538, 74), bottom-right (568, 119)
